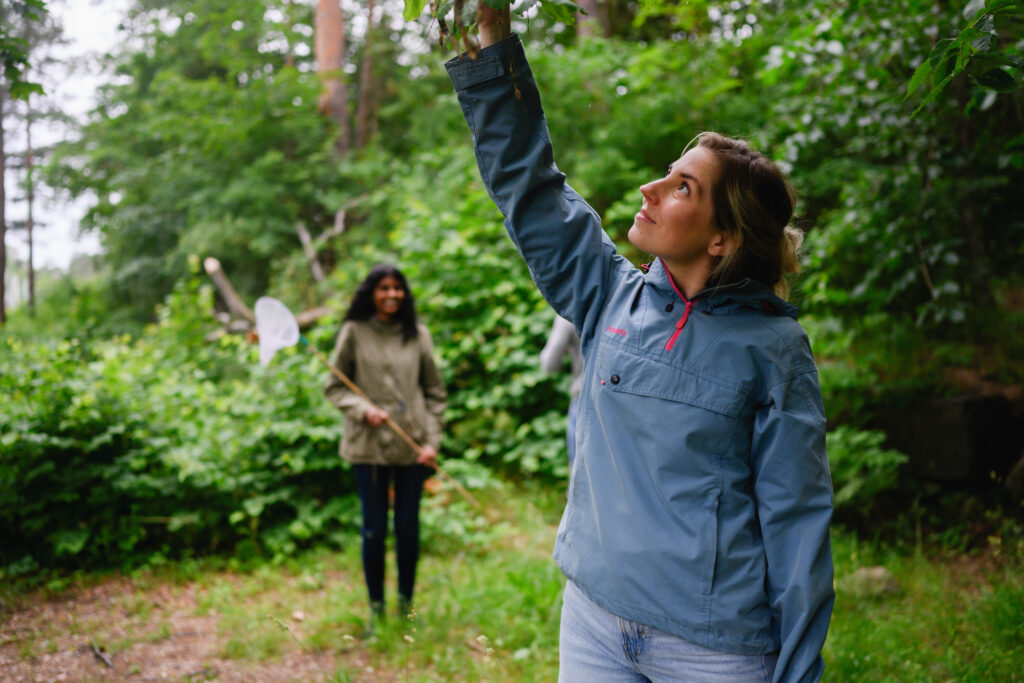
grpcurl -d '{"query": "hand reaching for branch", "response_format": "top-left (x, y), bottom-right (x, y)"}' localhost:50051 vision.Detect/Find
top-left (477, 1), bottom-right (510, 49)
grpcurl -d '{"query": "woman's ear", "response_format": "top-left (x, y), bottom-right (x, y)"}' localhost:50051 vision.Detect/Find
top-left (707, 230), bottom-right (737, 257)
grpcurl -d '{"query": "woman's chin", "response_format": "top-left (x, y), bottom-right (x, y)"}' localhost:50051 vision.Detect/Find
top-left (626, 225), bottom-right (645, 251)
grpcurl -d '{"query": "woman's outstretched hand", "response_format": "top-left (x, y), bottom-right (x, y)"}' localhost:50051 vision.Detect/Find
top-left (477, 1), bottom-right (510, 49)
top-left (365, 406), bottom-right (389, 427)
top-left (417, 445), bottom-right (438, 467)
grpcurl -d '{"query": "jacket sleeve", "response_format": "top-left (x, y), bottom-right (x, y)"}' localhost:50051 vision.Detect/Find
top-left (751, 369), bottom-right (835, 683)
top-left (324, 322), bottom-right (374, 422)
top-left (445, 34), bottom-right (617, 341)
top-left (418, 326), bottom-right (447, 450)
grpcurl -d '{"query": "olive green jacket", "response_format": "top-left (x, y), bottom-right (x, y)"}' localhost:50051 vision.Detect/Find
top-left (324, 318), bottom-right (447, 465)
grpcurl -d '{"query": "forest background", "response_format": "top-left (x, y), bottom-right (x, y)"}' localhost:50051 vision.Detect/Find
top-left (1, 0), bottom-right (1023, 680)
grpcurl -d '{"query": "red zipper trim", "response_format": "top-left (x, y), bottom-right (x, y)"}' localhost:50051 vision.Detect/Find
top-left (660, 258), bottom-right (695, 352)
top-left (665, 299), bottom-right (694, 351)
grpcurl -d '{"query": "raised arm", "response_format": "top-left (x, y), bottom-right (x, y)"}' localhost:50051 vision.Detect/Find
top-left (445, 29), bottom-right (623, 338)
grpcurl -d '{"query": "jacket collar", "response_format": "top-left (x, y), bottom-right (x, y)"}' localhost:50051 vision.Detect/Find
top-left (367, 316), bottom-right (404, 333)
top-left (644, 258), bottom-right (799, 320)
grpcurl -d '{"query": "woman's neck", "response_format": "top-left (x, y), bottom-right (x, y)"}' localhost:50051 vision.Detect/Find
top-left (661, 257), bottom-right (712, 300)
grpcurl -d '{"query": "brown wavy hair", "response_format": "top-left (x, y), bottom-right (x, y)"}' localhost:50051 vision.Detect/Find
top-left (690, 132), bottom-right (803, 300)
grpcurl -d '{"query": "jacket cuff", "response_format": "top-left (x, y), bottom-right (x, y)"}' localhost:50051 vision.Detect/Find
top-left (445, 33), bottom-right (523, 89)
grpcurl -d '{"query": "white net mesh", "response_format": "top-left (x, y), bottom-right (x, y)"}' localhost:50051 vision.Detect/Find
top-left (254, 297), bottom-right (300, 366)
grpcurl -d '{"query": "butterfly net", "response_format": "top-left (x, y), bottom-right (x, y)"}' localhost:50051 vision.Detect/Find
top-left (254, 296), bottom-right (300, 366)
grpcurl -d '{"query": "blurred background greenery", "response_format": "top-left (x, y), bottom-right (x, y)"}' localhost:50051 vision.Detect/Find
top-left (1, 0), bottom-right (1021, 641)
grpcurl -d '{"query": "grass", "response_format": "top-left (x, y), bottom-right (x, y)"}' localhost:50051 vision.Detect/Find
top-left (183, 478), bottom-right (568, 681)
top-left (827, 529), bottom-right (1024, 682)
top-left (3, 478), bottom-right (1022, 681)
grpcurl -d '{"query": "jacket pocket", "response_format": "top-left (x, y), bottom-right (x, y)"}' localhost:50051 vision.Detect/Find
top-left (602, 358), bottom-right (749, 417)
top-left (598, 346), bottom-right (748, 418)
top-left (702, 487), bottom-right (722, 596)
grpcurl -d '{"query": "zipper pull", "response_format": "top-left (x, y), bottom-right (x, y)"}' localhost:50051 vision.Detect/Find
top-left (665, 300), bottom-right (695, 351)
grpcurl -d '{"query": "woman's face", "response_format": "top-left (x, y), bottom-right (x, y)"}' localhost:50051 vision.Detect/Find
top-left (372, 275), bottom-right (406, 321)
top-left (627, 146), bottom-right (724, 270)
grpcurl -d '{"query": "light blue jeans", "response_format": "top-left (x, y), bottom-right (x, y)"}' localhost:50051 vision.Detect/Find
top-left (559, 581), bottom-right (778, 683)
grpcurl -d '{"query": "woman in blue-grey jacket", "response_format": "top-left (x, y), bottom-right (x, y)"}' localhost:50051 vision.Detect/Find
top-left (446, 9), bottom-right (834, 683)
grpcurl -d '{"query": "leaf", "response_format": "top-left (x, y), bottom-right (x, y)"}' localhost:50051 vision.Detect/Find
top-left (972, 66), bottom-right (1018, 92)
top-left (929, 38), bottom-right (956, 68)
top-left (9, 81), bottom-right (45, 100)
top-left (538, 0), bottom-right (581, 24)
top-left (51, 528), bottom-right (90, 556)
top-left (906, 60), bottom-right (933, 98)
top-left (403, 0), bottom-right (430, 21)
top-left (985, 0), bottom-right (1024, 15)
top-left (963, 0), bottom-right (986, 19)
top-left (515, 0), bottom-right (540, 15)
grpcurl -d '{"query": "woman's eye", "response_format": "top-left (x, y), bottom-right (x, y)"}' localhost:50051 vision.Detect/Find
top-left (678, 182), bottom-right (690, 195)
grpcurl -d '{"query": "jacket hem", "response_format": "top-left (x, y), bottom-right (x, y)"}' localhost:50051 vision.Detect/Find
top-left (559, 565), bottom-right (779, 657)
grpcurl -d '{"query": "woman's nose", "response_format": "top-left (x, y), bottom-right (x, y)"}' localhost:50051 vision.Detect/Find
top-left (640, 182), bottom-right (657, 204)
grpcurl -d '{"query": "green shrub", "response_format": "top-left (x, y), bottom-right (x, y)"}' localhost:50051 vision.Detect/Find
top-left (0, 278), bottom-right (351, 572)
top-left (827, 426), bottom-right (909, 522)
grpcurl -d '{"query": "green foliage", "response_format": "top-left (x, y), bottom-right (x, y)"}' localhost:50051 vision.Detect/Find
top-left (0, 0), bottom-right (48, 99)
top-left (46, 0), bottom-right (339, 322)
top-left (756, 0), bottom-right (1023, 332)
top-left (0, 275), bottom-right (351, 571)
top-left (826, 427), bottom-right (909, 521)
top-left (412, 0), bottom-right (583, 32)
top-left (11, 0), bottom-right (1023, 573)
top-left (907, 0), bottom-right (1024, 113)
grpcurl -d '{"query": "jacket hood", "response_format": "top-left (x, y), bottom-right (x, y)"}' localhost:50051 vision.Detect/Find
top-left (647, 258), bottom-right (799, 320)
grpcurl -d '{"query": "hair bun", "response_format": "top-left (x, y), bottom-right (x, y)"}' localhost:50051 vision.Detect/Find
top-left (781, 225), bottom-right (804, 275)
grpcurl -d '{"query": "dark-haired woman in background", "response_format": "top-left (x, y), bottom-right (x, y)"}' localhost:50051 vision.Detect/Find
top-left (324, 264), bottom-right (447, 627)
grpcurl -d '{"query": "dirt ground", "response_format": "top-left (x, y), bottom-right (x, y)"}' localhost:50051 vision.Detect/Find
top-left (0, 576), bottom-right (389, 683)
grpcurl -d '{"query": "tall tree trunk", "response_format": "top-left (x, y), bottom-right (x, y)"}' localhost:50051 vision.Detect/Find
top-left (26, 103), bottom-right (35, 313)
top-left (0, 86), bottom-right (7, 325)
top-left (355, 0), bottom-right (377, 149)
top-left (315, 0), bottom-right (350, 155)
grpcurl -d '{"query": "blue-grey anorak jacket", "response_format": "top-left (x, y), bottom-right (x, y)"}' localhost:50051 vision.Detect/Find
top-left (446, 35), bottom-right (834, 683)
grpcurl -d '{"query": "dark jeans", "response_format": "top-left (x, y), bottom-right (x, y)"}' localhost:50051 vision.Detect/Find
top-left (352, 463), bottom-right (427, 605)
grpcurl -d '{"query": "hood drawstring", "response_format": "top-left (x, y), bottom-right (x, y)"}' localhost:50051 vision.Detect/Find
top-left (665, 299), bottom-right (694, 351)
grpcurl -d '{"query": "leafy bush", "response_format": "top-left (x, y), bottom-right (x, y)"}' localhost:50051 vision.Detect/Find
top-left (827, 426), bottom-right (909, 523)
top-left (0, 277), bottom-right (350, 572)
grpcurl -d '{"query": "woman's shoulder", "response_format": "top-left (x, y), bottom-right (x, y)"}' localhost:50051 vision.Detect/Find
top-left (415, 322), bottom-right (437, 344)
top-left (337, 318), bottom-right (377, 342)
top-left (338, 318), bottom-right (364, 334)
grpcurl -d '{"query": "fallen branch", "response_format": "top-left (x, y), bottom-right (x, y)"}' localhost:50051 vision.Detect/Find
top-left (202, 257), bottom-right (334, 342)
top-left (295, 222), bottom-right (326, 283)
top-left (90, 639), bottom-right (112, 668)
top-left (203, 257), bottom-right (255, 323)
